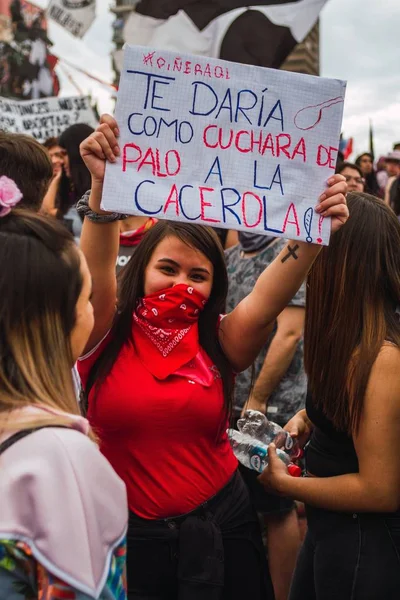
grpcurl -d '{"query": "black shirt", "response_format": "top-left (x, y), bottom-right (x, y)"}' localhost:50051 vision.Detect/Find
top-left (305, 391), bottom-right (359, 477)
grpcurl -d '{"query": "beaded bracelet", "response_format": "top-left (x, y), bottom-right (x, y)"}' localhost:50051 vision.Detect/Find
top-left (76, 191), bottom-right (129, 223)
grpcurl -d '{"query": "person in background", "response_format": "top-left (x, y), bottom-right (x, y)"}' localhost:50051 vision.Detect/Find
top-left (225, 232), bottom-right (306, 600)
top-left (117, 216), bottom-right (158, 274)
top-left (336, 162), bottom-right (365, 193)
top-left (42, 137), bottom-right (66, 177)
top-left (355, 153), bottom-right (380, 197)
top-left (375, 156), bottom-right (389, 196)
top-left (0, 130), bottom-right (52, 212)
top-left (393, 142), bottom-right (400, 151)
top-left (261, 192), bottom-right (400, 600)
top-left (41, 136), bottom-right (66, 217)
top-left (384, 151), bottom-right (400, 213)
top-left (213, 227), bottom-right (239, 249)
top-left (58, 124), bottom-right (94, 243)
top-left (385, 150), bottom-right (400, 180)
top-left (76, 114), bottom-right (348, 600)
top-left (0, 176), bottom-right (127, 599)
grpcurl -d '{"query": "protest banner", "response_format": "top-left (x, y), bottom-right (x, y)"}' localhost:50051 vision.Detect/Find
top-left (0, 95), bottom-right (97, 143)
top-left (47, 0), bottom-right (95, 38)
top-left (102, 45), bottom-right (346, 245)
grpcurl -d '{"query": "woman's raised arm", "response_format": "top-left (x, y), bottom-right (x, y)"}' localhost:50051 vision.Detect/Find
top-left (79, 115), bottom-right (121, 353)
top-left (219, 175), bottom-right (348, 372)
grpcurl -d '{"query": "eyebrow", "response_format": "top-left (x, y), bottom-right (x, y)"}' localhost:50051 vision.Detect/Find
top-left (157, 258), bottom-right (211, 275)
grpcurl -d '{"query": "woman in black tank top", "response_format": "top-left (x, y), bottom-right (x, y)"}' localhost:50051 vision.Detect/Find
top-left (260, 192), bottom-right (400, 600)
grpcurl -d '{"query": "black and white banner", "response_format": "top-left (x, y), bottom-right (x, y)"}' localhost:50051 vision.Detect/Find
top-left (47, 0), bottom-right (96, 38)
top-left (0, 95), bottom-right (97, 143)
top-left (122, 1), bottom-right (328, 69)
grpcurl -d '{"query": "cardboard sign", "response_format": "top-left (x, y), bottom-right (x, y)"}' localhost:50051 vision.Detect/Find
top-left (47, 0), bottom-right (96, 38)
top-left (102, 45), bottom-right (346, 245)
top-left (0, 95), bottom-right (97, 143)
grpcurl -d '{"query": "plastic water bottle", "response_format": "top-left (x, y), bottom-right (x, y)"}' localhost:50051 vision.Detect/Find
top-left (237, 410), bottom-right (303, 460)
top-left (228, 429), bottom-right (302, 477)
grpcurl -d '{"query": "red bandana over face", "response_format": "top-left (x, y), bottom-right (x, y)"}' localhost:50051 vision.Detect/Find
top-left (132, 284), bottom-right (207, 379)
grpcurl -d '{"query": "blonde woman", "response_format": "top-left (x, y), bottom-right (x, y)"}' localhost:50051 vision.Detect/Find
top-left (0, 175), bottom-right (128, 599)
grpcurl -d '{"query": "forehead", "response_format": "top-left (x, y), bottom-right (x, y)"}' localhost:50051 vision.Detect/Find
top-left (342, 167), bottom-right (360, 177)
top-left (48, 145), bottom-right (65, 156)
top-left (150, 235), bottom-right (213, 269)
top-left (360, 155), bottom-right (372, 161)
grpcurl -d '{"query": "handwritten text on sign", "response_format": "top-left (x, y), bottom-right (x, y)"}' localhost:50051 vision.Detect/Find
top-left (102, 46), bottom-right (346, 244)
top-left (0, 96), bottom-right (97, 144)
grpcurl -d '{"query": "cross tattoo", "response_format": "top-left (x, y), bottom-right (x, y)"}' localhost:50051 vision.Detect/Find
top-left (281, 244), bottom-right (300, 263)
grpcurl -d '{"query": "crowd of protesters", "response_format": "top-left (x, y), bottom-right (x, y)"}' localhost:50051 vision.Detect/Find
top-left (0, 115), bottom-right (399, 600)
top-left (335, 145), bottom-right (400, 209)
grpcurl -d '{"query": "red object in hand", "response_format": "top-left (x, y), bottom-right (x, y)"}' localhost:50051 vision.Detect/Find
top-left (288, 464), bottom-right (302, 477)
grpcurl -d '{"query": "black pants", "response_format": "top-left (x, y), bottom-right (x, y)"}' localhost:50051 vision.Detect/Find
top-left (126, 471), bottom-right (275, 599)
top-left (289, 505), bottom-right (400, 600)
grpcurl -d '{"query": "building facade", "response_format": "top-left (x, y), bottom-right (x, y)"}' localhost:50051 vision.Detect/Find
top-left (281, 22), bottom-right (320, 76)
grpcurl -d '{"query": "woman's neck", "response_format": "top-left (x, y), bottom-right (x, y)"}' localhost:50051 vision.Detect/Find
top-left (120, 216), bottom-right (149, 234)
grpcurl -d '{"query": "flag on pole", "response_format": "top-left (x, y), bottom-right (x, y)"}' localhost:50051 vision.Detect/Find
top-left (344, 138), bottom-right (353, 159)
top-left (123, 0), bottom-right (329, 68)
top-left (47, 0), bottom-right (96, 38)
top-left (339, 135), bottom-right (353, 160)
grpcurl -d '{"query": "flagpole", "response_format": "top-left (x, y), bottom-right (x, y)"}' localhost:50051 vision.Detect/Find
top-left (58, 63), bottom-right (85, 95)
top-left (54, 55), bottom-right (117, 91)
top-left (369, 119), bottom-right (375, 159)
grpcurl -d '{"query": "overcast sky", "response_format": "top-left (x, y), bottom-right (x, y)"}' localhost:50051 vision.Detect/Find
top-left (37, 0), bottom-right (400, 159)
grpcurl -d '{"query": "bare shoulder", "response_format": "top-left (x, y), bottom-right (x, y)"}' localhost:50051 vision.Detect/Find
top-left (374, 342), bottom-right (400, 373)
top-left (365, 343), bottom-right (400, 414)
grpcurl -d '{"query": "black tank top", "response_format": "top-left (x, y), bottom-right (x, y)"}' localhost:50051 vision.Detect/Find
top-left (305, 391), bottom-right (359, 477)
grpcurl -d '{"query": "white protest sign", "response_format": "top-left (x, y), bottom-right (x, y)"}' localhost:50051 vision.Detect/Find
top-left (48, 0), bottom-right (96, 38)
top-left (0, 95), bottom-right (97, 144)
top-left (102, 45), bottom-right (346, 245)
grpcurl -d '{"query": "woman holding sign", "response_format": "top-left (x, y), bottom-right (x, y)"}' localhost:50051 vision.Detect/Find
top-left (260, 192), bottom-right (400, 599)
top-left (77, 115), bottom-right (348, 600)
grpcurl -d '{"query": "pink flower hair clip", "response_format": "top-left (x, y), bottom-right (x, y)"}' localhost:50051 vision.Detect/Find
top-left (0, 176), bottom-right (23, 217)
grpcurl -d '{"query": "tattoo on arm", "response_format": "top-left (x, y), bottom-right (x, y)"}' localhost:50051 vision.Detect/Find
top-left (281, 244), bottom-right (299, 263)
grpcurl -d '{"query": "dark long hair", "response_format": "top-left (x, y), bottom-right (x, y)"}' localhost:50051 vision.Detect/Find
top-left (304, 192), bottom-right (400, 435)
top-left (58, 123), bottom-right (94, 215)
top-left (355, 153), bottom-right (380, 197)
top-left (87, 221), bottom-right (234, 418)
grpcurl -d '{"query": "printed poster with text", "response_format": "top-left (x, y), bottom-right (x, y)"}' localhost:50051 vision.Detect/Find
top-left (102, 45), bottom-right (346, 245)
